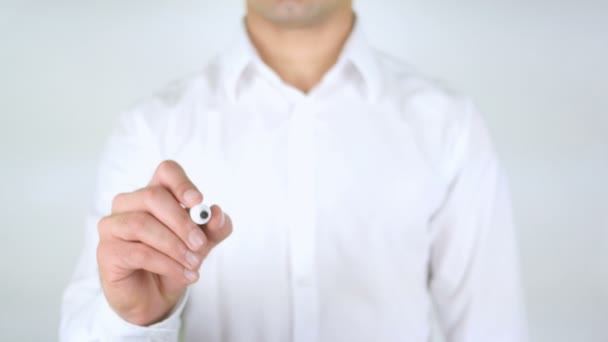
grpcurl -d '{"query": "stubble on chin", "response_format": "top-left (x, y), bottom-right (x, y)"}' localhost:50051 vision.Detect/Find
top-left (250, 0), bottom-right (340, 29)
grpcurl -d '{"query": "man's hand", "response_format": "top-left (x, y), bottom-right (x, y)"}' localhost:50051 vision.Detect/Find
top-left (96, 160), bottom-right (232, 326)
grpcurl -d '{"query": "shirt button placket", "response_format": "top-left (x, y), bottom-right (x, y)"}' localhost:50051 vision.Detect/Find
top-left (286, 100), bottom-right (319, 342)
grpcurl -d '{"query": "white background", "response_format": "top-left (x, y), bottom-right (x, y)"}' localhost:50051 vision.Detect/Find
top-left (0, 1), bottom-right (606, 341)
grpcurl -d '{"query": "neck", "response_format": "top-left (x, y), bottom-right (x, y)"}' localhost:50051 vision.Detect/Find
top-left (245, 8), bottom-right (355, 93)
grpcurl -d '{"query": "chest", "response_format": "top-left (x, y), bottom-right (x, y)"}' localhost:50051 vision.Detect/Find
top-left (179, 102), bottom-right (439, 244)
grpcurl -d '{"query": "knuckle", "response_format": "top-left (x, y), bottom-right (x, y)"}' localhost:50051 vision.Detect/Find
top-left (97, 216), bottom-right (112, 236)
top-left (142, 186), bottom-right (163, 205)
top-left (157, 160), bottom-right (179, 175)
top-left (126, 212), bottom-right (148, 231)
top-left (124, 246), bottom-right (148, 267)
top-left (147, 222), bottom-right (164, 241)
top-left (111, 192), bottom-right (126, 211)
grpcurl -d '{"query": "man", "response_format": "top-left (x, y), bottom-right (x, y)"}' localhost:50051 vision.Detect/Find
top-left (60, 0), bottom-right (528, 341)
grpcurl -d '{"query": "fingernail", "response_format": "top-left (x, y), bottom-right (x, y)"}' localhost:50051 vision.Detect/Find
top-left (184, 269), bottom-right (198, 282)
top-left (185, 251), bottom-right (199, 268)
top-left (184, 189), bottom-right (201, 205)
top-left (220, 211), bottom-right (226, 227)
top-left (188, 229), bottom-right (204, 249)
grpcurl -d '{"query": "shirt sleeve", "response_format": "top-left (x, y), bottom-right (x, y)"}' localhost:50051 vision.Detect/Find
top-left (59, 107), bottom-right (187, 341)
top-left (428, 99), bottom-right (528, 342)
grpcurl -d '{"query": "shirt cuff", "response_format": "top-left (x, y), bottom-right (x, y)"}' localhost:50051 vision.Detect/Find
top-left (95, 288), bottom-right (190, 341)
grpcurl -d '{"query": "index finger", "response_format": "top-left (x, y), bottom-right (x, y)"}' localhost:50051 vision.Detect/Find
top-left (150, 160), bottom-right (203, 208)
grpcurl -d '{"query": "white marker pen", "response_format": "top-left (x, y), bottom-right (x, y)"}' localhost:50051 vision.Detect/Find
top-left (190, 202), bottom-right (212, 225)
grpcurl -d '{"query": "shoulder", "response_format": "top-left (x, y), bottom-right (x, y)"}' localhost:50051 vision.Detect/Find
top-left (374, 49), bottom-right (471, 123)
top-left (118, 61), bottom-right (226, 140)
top-left (372, 49), bottom-right (489, 177)
top-left (129, 64), bottom-right (220, 121)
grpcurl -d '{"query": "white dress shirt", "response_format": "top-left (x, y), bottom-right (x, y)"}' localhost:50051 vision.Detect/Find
top-left (60, 20), bottom-right (527, 342)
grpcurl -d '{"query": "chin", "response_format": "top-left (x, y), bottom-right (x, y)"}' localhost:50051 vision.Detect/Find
top-left (253, 0), bottom-right (336, 27)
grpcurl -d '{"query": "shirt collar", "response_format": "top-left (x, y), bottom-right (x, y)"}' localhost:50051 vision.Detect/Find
top-left (217, 15), bottom-right (382, 102)
top-left (338, 17), bottom-right (383, 102)
top-left (216, 19), bottom-right (257, 102)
